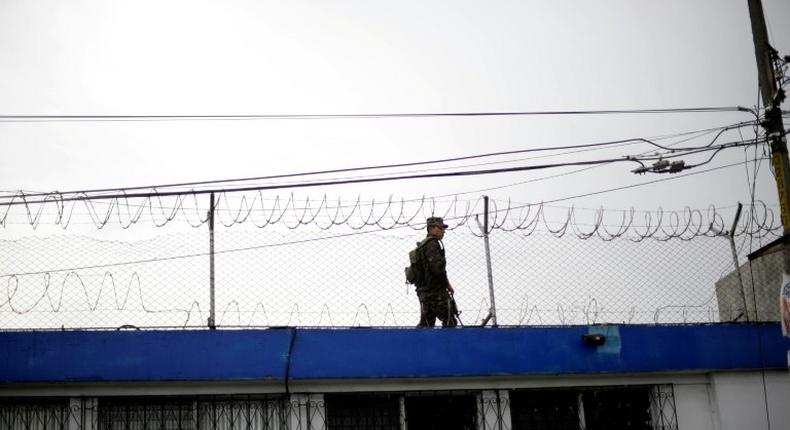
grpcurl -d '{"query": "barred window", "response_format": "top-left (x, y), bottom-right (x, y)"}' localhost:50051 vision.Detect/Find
top-left (197, 399), bottom-right (286, 430)
top-left (97, 398), bottom-right (286, 430)
top-left (510, 390), bottom-right (580, 430)
top-left (98, 399), bottom-right (195, 430)
top-left (325, 394), bottom-right (399, 430)
top-left (403, 393), bottom-right (477, 430)
top-left (510, 385), bottom-right (678, 430)
top-left (0, 399), bottom-right (75, 430)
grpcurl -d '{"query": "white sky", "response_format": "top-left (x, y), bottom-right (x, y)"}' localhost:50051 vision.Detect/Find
top-left (1, 0), bottom-right (789, 217)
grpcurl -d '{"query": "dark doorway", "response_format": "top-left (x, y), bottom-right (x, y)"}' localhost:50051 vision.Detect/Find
top-left (404, 394), bottom-right (476, 430)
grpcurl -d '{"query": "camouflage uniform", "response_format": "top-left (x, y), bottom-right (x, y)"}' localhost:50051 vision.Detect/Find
top-left (416, 233), bottom-right (457, 327)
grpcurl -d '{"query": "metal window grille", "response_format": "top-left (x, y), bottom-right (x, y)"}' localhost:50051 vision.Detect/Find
top-left (324, 394), bottom-right (400, 430)
top-left (509, 385), bottom-right (678, 430)
top-left (97, 398), bottom-right (288, 430)
top-left (0, 400), bottom-right (77, 430)
top-left (510, 390), bottom-right (579, 430)
top-left (197, 399), bottom-right (288, 430)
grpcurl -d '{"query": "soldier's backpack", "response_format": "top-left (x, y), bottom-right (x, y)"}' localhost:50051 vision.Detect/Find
top-left (405, 237), bottom-right (435, 286)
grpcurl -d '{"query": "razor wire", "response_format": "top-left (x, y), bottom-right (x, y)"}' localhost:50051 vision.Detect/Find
top-left (0, 193), bottom-right (782, 241)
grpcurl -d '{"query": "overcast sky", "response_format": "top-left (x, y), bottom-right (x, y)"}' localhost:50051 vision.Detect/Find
top-left (1, 0), bottom-right (789, 218)
top-left (2, 1), bottom-right (789, 328)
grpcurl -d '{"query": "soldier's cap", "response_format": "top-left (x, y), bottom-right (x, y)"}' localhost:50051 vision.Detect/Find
top-left (426, 217), bottom-right (449, 228)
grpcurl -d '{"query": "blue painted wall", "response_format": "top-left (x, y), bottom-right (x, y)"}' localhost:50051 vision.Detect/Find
top-left (0, 329), bottom-right (292, 383)
top-left (1, 324), bottom-right (788, 384)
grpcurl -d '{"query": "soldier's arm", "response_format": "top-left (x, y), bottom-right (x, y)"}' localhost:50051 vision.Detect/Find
top-left (424, 240), bottom-right (450, 287)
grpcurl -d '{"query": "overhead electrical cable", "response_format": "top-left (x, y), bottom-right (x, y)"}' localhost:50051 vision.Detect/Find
top-left (0, 120), bottom-right (760, 200)
top-left (536, 158), bottom-right (769, 206)
top-left (186, 120), bottom-right (763, 193)
top-left (407, 120), bottom-right (762, 201)
top-left (0, 106), bottom-right (749, 123)
top-left (0, 120), bottom-right (760, 219)
top-left (0, 137), bottom-right (764, 207)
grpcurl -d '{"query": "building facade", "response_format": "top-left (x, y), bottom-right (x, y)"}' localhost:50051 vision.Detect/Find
top-left (2, 324), bottom-right (789, 430)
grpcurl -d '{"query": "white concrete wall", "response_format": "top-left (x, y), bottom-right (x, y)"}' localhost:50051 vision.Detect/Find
top-left (711, 371), bottom-right (790, 430)
top-left (673, 382), bottom-right (716, 430)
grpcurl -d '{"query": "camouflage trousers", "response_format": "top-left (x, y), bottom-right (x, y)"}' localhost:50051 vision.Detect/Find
top-left (417, 287), bottom-right (457, 327)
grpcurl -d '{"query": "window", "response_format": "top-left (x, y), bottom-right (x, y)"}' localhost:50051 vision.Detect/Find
top-left (99, 399), bottom-right (195, 430)
top-left (0, 399), bottom-right (75, 430)
top-left (510, 385), bottom-right (677, 430)
top-left (404, 393), bottom-right (476, 430)
top-left (98, 397), bottom-right (287, 430)
top-left (582, 387), bottom-right (652, 430)
top-left (325, 394), bottom-right (399, 430)
top-left (510, 390), bottom-right (579, 430)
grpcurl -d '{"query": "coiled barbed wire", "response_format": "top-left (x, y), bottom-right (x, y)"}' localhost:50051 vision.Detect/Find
top-left (0, 191), bottom-right (782, 241)
top-left (472, 198), bottom-right (779, 241)
top-left (0, 271), bottom-right (206, 327)
top-left (1, 268), bottom-right (723, 328)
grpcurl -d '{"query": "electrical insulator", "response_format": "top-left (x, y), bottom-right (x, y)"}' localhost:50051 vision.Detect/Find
top-left (652, 159), bottom-right (669, 172)
top-left (668, 160), bottom-right (685, 173)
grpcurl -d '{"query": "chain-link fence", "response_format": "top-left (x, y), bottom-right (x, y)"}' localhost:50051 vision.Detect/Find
top-left (0, 196), bottom-right (782, 329)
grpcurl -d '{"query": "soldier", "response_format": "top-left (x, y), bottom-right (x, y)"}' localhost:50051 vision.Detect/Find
top-left (416, 217), bottom-right (457, 327)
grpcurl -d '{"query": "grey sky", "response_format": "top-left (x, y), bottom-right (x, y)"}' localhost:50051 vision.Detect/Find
top-left (1, 1), bottom-right (789, 328)
top-left (1, 0), bottom-right (789, 217)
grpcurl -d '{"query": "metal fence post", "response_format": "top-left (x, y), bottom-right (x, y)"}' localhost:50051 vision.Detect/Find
top-left (712, 203), bottom-right (748, 322)
top-left (208, 192), bottom-right (216, 329)
top-left (727, 204), bottom-right (749, 322)
top-left (477, 195), bottom-right (498, 327)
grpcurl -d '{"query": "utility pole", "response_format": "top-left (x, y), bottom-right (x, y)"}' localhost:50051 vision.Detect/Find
top-left (748, 0), bottom-right (790, 274)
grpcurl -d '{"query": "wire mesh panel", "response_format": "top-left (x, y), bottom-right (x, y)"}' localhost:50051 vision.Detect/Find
top-left (491, 231), bottom-right (735, 325)
top-left (0, 232), bottom-right (210, 329)
top-left (0, 196), bottom-right (782, 329)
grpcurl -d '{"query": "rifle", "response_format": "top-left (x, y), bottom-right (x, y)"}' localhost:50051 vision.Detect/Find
top-left (448, 291), bottom-right (463, 327)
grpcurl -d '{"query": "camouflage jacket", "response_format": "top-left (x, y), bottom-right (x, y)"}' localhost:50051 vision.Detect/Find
top-left (419, 234), bottom-right (450, 290)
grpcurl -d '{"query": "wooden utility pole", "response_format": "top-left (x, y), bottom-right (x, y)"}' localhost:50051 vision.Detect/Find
top-left (748, 0), bottom-right (790, 273)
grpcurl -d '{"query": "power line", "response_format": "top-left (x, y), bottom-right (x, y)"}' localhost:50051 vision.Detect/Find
top-left (0, 121), bottom-right (760, 200)
top-left (537, 158), bottom-right (769, 206)
top-left (0, 106), bottom-right (748, 123)
top-left (422, 121), bottom-right (760, 200)
top-left (0, 137), bottom-right (658, 198)
top-left (0, 138), bottom-right (762, 207)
